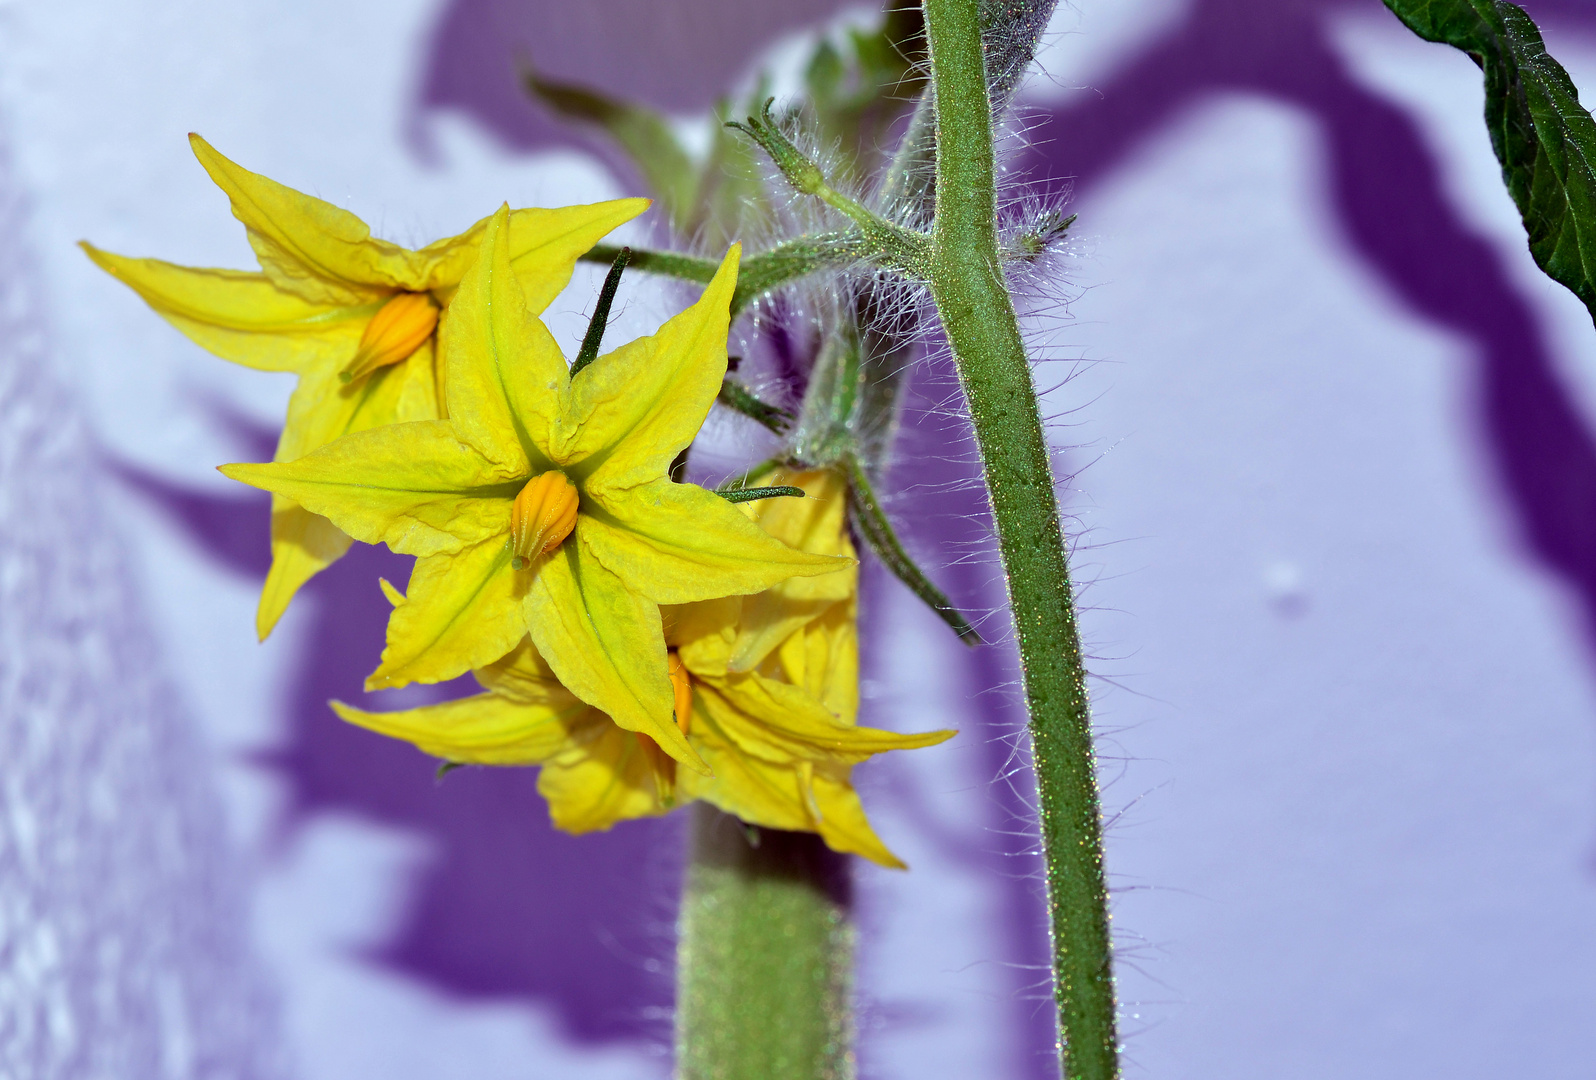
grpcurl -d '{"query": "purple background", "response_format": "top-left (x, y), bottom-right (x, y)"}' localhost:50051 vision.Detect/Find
top-left (3, 0), bottom-right (1596, 1076)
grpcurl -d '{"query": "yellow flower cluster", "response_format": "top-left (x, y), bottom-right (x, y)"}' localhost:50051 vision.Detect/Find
top-left (88, 138), bottom-right (953, 865)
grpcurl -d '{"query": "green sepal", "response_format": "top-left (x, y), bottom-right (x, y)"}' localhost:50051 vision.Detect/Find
top-left (570, 245), bottom-right (630, 377)
top-left (842, 454), bottom-right (980, 645)
top-left (717, 378), bottom-right (793, 434)
top-left (716, 485), bottom-right (806, 504)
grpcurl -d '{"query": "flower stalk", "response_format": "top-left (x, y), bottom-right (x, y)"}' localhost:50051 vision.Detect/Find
top-left (920, 0), bottom-right (1118, 1076)
top-left (675, 805), bottom-right (854, 1080)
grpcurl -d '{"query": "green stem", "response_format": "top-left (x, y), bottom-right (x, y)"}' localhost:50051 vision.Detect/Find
top-left (581, 231), bottom-right (871, 319)
top-left (920, 1), bottom-right (1118, 1077)
top-left (676, 805), bottom-right (854, 1080)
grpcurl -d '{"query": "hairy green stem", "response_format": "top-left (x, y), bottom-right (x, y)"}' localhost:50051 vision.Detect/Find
top-left (921, 0), bottom-right (1118, 1076)
top-left (582, 231), bottom-right (870, 319)
top-left (675, 805), bottom-right (854, 1080)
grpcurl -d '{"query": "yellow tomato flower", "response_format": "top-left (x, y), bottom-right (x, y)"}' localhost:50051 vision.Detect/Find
top-left (330, 469), bottom-right (955, 867)
top-left (222, 207), bottom-right (842, 771)
top-left (82, 134), bottom-right (648, 639)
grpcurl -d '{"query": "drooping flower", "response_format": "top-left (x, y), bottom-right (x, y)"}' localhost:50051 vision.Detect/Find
top-left (222, 208), bottom-right (843, 770)
top-left (83, 134), bottom-right (648, 638)
top-left (331, 468), bottom-right (954, 866)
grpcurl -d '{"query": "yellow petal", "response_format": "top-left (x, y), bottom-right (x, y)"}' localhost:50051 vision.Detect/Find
top-left (256, 500), bottom-right (351, 640)
top-left (554, 245), bottom-right (740, 488)
top-left (331, 691), bottom-right (597, 764)
top-left (366, 536), bottom-right (527, 690)
top-left (579, 479), bottom-right (847, 604)
top-left (679, 715), bottom-right (908, 868)
top-left (189, 134), bottom-right (404, 305)
top-left (248, 340), bottom-right (441, 632)
top-left (440, 205), bottom-right (568, 466)
top-left (809, 766), bottom-right (909, 869)
top-left (379, 577), bottom-right (406, 607)
top-left (473, 637), bottom-right (568, 703)
top-left (784, 600), bottom-right (860, 724)
top-left (276, 341), bottom-right (428, 463)
top-left (387, 199), bottom-right (649, 307)
top-left (678, 709), bottom-right (809, 827)
top-left (81, 243), bottom-right (366, 372)
top-left (664, 597), bottom-right (740, 675)
top-left (729, 467), bottom-right (857, 672)
top-left (220, 420), bottom-right (522, 557)
top-left (538, 723), bottom-right (669, 833)
top-left (698, 674), bottom-right (954, 766)
top-left (504, 200), bottom-right (650, 314)
top-left (523, 537), bottom-right (710, 774)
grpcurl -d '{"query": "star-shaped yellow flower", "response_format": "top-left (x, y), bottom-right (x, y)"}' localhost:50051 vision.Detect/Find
top-left (222, 208), bottom-right (843, 769)
top-left (82, 134), bottom-right (648, 639)
top-left (330, 469), bottom-right (955, 866)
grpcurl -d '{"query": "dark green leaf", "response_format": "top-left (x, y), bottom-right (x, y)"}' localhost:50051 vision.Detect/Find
top-left (1385, 0), bottom-right (1596, 323)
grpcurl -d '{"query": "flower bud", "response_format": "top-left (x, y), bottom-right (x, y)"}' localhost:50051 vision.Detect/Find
top-left (510, 471), bottom-right (579, 570)
top-left (340, 291), bottom-right (441, 383)
top-left (667, 650), bottom-right (693, 736)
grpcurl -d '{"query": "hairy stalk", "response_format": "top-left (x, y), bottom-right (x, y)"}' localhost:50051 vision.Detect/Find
top-left (676, 805), bottom-right (854, 1080)
top-left (920, 1), bottom-right (1117, 1076)
top-left (581, 231), bottom-right (870, 319)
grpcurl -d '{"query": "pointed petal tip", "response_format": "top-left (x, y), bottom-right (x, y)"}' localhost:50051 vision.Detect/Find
top-left (253, 606), bottom-right (278, 643)
top-left (216, 461), bottom-right (265, 486)
top-left (328, 699), bottom-right (376, 727)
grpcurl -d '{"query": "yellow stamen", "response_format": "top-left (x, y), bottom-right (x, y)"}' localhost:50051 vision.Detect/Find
top-left (667, 650), bottom-right (693, 736)
top-left (340, 291), bottom-right (441, 384)
top-left (509, 471), bottom-right (579, 570)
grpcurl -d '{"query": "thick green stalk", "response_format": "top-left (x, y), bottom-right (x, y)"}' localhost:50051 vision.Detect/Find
top-left (675, 805), bottom-right (854, 1080)
top-left (920, 1), bottom-right (1118, 1076)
